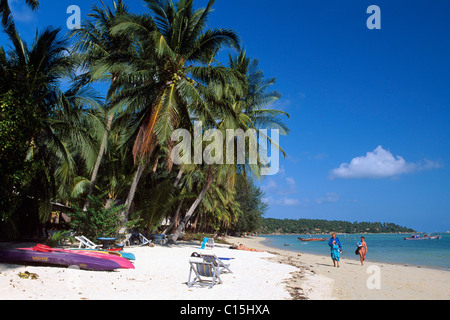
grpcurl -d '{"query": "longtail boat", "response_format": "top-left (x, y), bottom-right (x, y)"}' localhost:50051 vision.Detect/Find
top-left (298, 237), bottom-right (328, 242)
top-left (404, 234), bottom-right (442, 240)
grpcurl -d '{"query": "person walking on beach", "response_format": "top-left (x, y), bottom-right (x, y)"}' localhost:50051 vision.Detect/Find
top-left (328, 233), bottom-right (343, 267)
top-left (330, 240), bottom-right (341, 267)
top-left (358, 236), bottom-right (368, 266)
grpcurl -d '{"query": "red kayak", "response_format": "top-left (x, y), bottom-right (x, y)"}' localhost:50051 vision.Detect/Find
top-left (21, 245), bottom-right (134, 269)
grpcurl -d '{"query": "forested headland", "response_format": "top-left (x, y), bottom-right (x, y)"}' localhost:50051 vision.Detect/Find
top-left (260, 218), bottom-right (416, 234)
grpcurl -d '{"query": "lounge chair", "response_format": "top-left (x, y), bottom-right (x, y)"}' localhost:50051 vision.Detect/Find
top-left (152, 234), bottom-right (167, 245)
top-left (187, 260), bottom-right (223, 289)
top-left (139, 233), bottom-right (151, 246)
top-left (122, 233), bottom-right (132, 247)
top-left (206, 238), bottom-right (214, 249)
top-left (75, 236), bottom-right (103, 249)
top-left (200, 237), bottom-right (214, 250)
top-left (201, 253), bottom-right (233, 274)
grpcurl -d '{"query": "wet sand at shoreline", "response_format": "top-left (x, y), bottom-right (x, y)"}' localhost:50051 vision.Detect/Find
top-left (232, 236), bottom-right (449, 300)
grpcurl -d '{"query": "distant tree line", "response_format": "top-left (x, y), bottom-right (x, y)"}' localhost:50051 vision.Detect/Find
top-left (260, 218), bottom-right (416, 234)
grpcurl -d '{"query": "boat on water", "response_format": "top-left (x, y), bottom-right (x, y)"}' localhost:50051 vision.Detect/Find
top-left (404, 234), bottom-right (442, 240)
top-left (298, 237), bottom-right (328, 242)
top-left (0, 248), bottom-right (121, 271)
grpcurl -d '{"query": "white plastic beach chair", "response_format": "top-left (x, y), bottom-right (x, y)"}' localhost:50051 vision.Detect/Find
top-left (206, 238), bottom-right (214, 249)
top-left (200, 237), bottom-right (214, 250)
top-left (139, 233), bottom-right (151, 246)
top-left (187, 260), bottom-right (223, 289)
top-left (75, 236), bottom-right (103, 249)
top-left (122, 233), bottom-right (132, 247)
top-left (201, 253), bottom-right (233, 274)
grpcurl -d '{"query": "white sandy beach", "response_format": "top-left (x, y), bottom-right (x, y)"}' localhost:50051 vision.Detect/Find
top-left (0, 237), bottom-right (448, 300)
top-left (235, 236), bottom-right (450, 300)
top-left (0, 240), bottom-right (296, 300)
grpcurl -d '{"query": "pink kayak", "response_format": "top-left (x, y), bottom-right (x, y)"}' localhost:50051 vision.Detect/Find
top-left (20, 245), bottom-right (135, 269)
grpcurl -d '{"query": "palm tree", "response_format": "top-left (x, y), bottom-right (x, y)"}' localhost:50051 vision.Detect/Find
top-left (110, 0), bottom-right (241, 221)
top-left (166, 51), bottom-right (290, 243)
top-left (0, 0), bottom-right (40, 31)
top-left (71, 0), bottom-right (134, 211)
top-left (229, 50), bottom-right (289, 135)
top-left (0, 0), bottom-right (39, 63)
top-left (0, 25), bottom-right (101, 226)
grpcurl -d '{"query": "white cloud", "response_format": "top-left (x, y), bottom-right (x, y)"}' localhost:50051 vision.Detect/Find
top-left (262, 176), bottom-right (298, 196)
top-left (263, 196), bottom-right (301, 207)
top-left (330, 146), bottom-right (441, 179)
top-left (9, 0), bottom-right (36, 23)
top-left (260, 167), bottom-right (300, 207)
top-left (315, 192), bottom-right (340, 204)
top-left (282, 177), bottom-right (298, 195)
top-left (262, 178), bottom-right (278, 192)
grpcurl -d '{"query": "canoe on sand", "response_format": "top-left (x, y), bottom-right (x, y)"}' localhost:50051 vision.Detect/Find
top-left (0, 248), bottom-right (120, 271)
top-left (21, 245), bottom-right (134, 269)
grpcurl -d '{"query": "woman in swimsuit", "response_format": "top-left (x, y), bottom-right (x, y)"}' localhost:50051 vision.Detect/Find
top-left (358, 237), bottom-right (368, 266)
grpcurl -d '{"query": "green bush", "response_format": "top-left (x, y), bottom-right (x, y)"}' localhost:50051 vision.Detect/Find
top-left (69, 194), bottom-right (127, 239)
top-left (46, 230), bottom-right (74, 248)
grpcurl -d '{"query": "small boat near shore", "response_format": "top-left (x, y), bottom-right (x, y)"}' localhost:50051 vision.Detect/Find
top-left (298, 237), bottom-right (328, 242)
top-left (404, 234), bottom-right (442, 240)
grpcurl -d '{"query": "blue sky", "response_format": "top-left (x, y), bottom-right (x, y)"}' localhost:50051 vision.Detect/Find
top-left (4, 0), bottom-right (450, 231)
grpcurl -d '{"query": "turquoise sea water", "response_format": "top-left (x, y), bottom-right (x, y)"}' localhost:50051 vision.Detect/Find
top-left (261, 233), bottom-right (450, 270)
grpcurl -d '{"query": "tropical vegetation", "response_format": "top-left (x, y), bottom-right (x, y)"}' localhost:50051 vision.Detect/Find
top-left (261, 218), bottom-right (416, 235)
top-left (0, 0), bottom-right (287, 242)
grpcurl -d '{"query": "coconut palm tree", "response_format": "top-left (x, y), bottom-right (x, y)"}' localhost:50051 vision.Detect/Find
top-left (71, 0), bottom-right (135, 211)
top-left (166, 51), bottom-right (290, 243)
top-left (0, 0), bottom-right (39, 67)
top-left (109, 0), bottom-right (241, 221)
top-left (0, 25), bottom-right (101, 226)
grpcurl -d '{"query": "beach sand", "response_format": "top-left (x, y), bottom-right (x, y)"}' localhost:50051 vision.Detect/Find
top-left (0, 237), bottom-right (448, 300)
top-left (234, 236), bottom-right (450, 300)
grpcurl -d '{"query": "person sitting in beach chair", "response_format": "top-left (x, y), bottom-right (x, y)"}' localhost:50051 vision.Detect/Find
top-left (187, 260), bottom-right (223, 289)
top-left (75, 236), bottom-right (103, 249)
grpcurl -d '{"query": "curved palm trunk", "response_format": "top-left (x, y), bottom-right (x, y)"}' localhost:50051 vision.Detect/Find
top-left (82, 72), bottom-right (118, 211)
top-left (121, 163), bottom-right (145, 223)
top-left (83, 114), bottom-right (113, 211)
top-left (161, 168), bottom-right (184, 234)
top-left (168, 167), bottom-right (213, 244)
